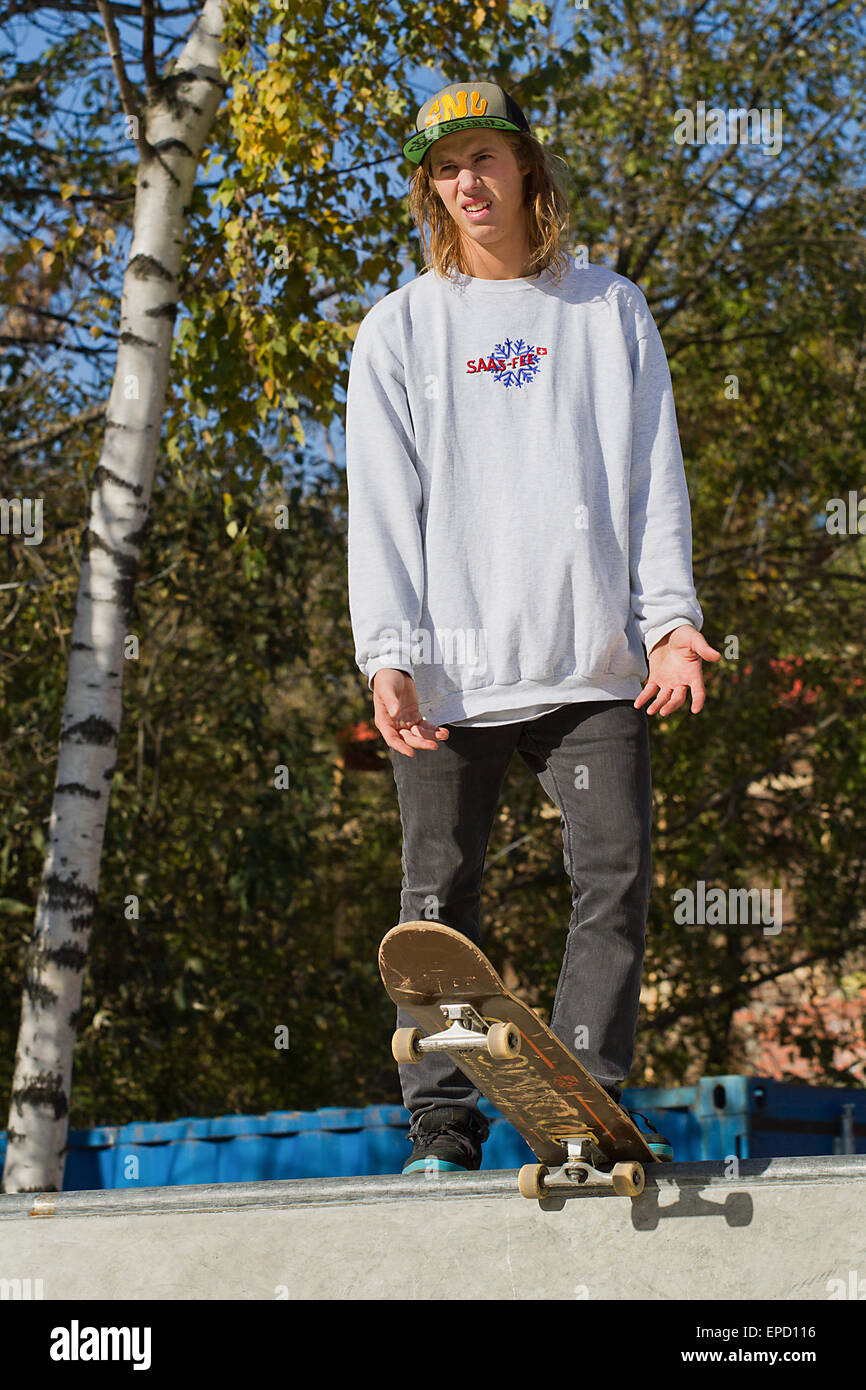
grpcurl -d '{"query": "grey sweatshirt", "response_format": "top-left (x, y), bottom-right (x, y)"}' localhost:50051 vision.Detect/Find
top-left (346, 259), bottom-right (703, 728)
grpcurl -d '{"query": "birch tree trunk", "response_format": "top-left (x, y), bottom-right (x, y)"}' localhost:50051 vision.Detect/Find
top-left (2, 0), bottom-right (227, 1193)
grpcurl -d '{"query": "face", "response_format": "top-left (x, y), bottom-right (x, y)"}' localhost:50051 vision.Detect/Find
top-left (427, 128), bottom-right (531, 270)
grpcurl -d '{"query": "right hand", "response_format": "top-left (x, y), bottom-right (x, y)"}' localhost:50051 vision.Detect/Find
top-left (372, 669), bottom-right (450, 757)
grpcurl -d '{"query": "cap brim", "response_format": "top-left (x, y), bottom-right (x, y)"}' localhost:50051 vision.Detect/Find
top-left (403, 116), bottom-right (524, 165)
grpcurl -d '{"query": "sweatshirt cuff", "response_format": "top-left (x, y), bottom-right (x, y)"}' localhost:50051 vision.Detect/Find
top-left (364, 655), bottom-right (414, 692)
top-left (644, 618), bottom-right (701, 655)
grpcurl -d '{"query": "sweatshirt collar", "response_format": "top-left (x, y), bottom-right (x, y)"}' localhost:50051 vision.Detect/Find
top-left (443, 265), bottom-right (561, 293)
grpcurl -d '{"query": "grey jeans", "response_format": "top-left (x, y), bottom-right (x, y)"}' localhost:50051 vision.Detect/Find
top-left (389, 698), bottom-right (652, 1144)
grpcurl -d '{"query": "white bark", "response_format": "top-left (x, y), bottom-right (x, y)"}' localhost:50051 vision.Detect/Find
top-left (2, 0), bottom-right (227, 1193)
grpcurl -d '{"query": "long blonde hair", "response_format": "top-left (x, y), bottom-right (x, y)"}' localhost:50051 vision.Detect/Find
top-left (407, 130), bottom-right (573, 283)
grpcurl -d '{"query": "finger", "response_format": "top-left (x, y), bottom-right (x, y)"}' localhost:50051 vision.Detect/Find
top-left (634, 682), bottom-right (659, 710)
top-left (382, 731), bottom-right (416, 756)
top-left (689, 677), bottom-right (706, 714)
top-left (385, 708), bottom-right (429, 731)
top-left (687, 634), bottom-right (722, 662)
top-left (657, 685), bottom-right (689, 716)
top-left (377, 719), bottom-right (425, 753)
top-left (646, 685), bottom-right (675, 715)
top-left (393, 713), bottom-right (449, 738)
top-left (396, 726), bottom-right (443, 750)
top-left (378, 717), bottom-right (449, 753)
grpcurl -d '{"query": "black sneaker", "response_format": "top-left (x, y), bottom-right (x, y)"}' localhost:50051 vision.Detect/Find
top-left (622, 1107), bottom-right (674, 1161)
top-left (402, 1106), bottom-right (486, 1174)
top-left (601, 1084), bottom-right (674, 1161)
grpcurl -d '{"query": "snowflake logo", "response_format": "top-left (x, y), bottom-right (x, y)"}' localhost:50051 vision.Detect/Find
top-left (488, 337), bottom-right (544, 389)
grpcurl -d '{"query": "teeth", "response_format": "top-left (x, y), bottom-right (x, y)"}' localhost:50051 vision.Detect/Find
top-left (466, 203), bottom-right (490, 212)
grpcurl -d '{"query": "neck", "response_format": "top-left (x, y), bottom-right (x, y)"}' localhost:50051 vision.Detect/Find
top-left (459, 231), bottom-right (534, 281)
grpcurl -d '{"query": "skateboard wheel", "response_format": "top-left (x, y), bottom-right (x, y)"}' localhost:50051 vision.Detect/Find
top-left (392, 1027), bottom-right (424, 1064)
top-left (518, 1164), bottom-right (548, 1199)
top-left (487, 1021), bottom-right (521, 1059)
top-left (611, 1161), bottom-right (644, 1197)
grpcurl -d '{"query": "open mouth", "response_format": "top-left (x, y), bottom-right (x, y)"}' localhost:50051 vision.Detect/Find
top-left (463, 200), bottom-right (491, 220)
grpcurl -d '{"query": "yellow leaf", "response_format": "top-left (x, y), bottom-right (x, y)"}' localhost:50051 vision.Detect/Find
top-left (263, 377), bottom-right (275, 400)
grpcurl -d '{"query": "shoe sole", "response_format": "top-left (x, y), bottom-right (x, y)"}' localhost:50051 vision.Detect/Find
top-left (402, 1158), bottom-right (470, 1174)
top-left (647, 1141), bottom-right (674, 1161)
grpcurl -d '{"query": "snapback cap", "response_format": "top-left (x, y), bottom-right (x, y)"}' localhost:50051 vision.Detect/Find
top-left (403, 80), bottom-right (530, 165)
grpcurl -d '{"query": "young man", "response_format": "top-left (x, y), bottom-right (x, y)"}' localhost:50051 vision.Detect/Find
top-left (346, 80), bottom-right (720, 1173)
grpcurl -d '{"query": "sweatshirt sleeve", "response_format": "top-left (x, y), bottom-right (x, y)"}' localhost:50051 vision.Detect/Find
top-left (345, 309), bottom-right (425, 691)
top-left (627, 295), bottom-right (703, 656)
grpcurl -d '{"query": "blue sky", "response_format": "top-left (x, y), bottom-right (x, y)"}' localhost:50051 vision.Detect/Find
top-left (2, 1), bottom-right (579, 475)
top-left (4, 1), bottom-right (863, 482)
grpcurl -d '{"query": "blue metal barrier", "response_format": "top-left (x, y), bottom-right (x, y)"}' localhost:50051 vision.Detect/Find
top-left (0, 1076), bottom-right (862, 1190)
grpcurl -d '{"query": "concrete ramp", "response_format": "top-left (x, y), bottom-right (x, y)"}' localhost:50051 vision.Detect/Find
top-left (1, 1155), bottom-right (864, 1300)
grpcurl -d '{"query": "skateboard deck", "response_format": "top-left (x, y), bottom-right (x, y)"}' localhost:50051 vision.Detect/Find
top-left (379, 920), bottom-right (662, 1196)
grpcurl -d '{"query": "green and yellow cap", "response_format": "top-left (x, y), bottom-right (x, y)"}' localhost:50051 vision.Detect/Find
top-left (403, 80), bottom-right (530, 165)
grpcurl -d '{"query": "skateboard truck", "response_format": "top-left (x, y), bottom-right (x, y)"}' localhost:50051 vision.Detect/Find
top-left (518, 1134), bottom-right (645, 1200)
top-left (381, 924), bottom-right (659, 1198)
top-left (392, 1004), bottom-right (522, 1065)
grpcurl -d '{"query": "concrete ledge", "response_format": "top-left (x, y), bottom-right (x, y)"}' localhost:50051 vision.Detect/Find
top-left (1, 1156), bottom-right (864, 1299)
top-left (2, 1153), bottom-right (865, 1217)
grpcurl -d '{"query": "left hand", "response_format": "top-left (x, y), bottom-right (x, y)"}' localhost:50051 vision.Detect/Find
top-left (634, 625), bottom-right (721, 716)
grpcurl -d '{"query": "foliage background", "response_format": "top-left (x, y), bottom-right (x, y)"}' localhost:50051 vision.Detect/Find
top-left (1, 0), bottom-right (865, 1128)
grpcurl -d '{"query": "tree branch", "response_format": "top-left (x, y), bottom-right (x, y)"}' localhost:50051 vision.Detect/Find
top-left (178, 239), bottom-right (222, 299)
top-left (141, 0), bottom-right (158, 91)
top-left (0, 79), bottom-right (43, 102)
top-left (0, 0), bottom-right (147, 17)
top-left (0, 333), bottom-right (115, 356)
top-left (0, 401), bottom-right (107, 459)
top-left (5, 184), bottom-right (135, 206)
top-left (659, 712), bottom-right (843, 840)
top-left (95, 0), bottom-right (146, 158)
top-left (650, 929), bottom-right (866, 1032)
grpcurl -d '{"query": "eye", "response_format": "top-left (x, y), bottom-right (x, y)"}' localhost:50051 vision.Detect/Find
top-left (435, 154), bottom-right (491, 175)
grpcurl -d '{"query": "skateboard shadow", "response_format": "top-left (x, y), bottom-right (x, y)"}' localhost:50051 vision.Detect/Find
top-left (536, 1160), bottom-right (776, 1228)
top-left (629, 1186), bottom-right (754, 1230)
top-left (537, 1185), bottom-right (754, 1228)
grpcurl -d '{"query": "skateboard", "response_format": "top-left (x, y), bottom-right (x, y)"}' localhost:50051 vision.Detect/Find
top-left (379, 920), bottom-right (666, 1199)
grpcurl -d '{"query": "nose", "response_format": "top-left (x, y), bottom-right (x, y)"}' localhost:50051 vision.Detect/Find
top-left (457, 168), bottom-right (483, 192)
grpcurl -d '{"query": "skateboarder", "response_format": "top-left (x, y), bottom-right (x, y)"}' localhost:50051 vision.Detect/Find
top-left (346, 80), bottom-right (721, 1173)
